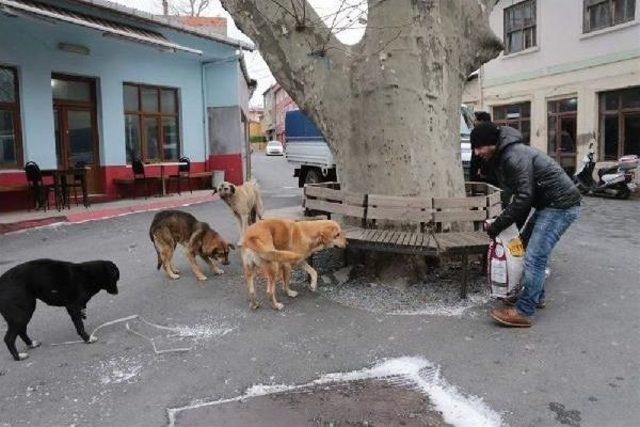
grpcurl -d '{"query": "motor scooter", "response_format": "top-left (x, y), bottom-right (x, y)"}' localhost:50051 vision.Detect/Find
top-left (573, 141), bottom-right (639, 199)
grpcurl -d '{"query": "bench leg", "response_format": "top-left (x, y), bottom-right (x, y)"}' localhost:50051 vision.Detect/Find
top-left (460, 251), bottom-right (469, 299)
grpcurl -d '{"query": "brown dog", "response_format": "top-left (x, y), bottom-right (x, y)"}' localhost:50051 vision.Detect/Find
top-left (241, 219), bottom-right (347, 310)
top-left (213, 180), bottom-right (264, 245)
top-left (149, 210), bottom-right (234, 281)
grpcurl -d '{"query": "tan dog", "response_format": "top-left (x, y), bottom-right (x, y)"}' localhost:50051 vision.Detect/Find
top-left (214, 180), bottom-right (264, 245)
top-left (149, 210), bottom-right (234, 281)
top-left (241, 219), bottom-right (347, 310)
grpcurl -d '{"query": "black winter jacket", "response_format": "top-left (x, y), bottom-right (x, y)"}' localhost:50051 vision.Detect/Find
top-left (488, 126), bottom-right (581, 236)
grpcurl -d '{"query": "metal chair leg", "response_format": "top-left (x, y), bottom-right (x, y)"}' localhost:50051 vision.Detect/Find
top-left (460, 251), bottom-right (469, 299)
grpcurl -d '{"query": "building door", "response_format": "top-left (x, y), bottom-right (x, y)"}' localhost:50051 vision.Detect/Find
top-left (547, 98), bottom-right (578, 175)
top-left (52, 75), bottom-right (101, 193)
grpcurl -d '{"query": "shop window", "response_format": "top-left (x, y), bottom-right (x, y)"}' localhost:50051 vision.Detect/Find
top-left (123, 84), bottom-right (179, 163)
top-left (548, 98), bottom-right (578, 175)
top-left (599, 87), bottom-right (640, 160)
top-left (493, 102), bottom-right (531, 145)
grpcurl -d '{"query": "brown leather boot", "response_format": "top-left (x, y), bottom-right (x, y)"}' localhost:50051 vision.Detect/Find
top-left (490, 307), bottom-right (532, 327)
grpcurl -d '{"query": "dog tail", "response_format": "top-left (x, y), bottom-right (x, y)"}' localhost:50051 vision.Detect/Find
top-left (261, 250), bottom-right (302, 264)
top-left (244, 237), bottom-right (302, 264)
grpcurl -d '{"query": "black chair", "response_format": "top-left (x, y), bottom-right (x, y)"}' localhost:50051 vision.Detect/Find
top-left (24, 161), bottom-right (56, 211)
top-left (169, 156), bottom-right (192, 195)
top-left (64, 161), bottom-right (89, 208)
top-left (132, 158), bottom-right (159, 199)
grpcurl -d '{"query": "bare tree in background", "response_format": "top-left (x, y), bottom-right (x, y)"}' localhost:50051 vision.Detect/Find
top-left (163, 0), bottom-right (212, 16)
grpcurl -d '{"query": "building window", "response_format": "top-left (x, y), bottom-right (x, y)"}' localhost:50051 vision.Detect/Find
top-left (548, 98), bottom-right (578, 175)
top-left (0, 65), bottom-right (22, 168)
top-left (493, 102), bottom-right (531, 145)
top-left (504, 0), bottom-right (537, 54)
top-left (123, 83), bottom-right (179, 163)
top-left (583, 0), bottom-right (636, 33)
top-left (599, 86), bottom-right (640, 160)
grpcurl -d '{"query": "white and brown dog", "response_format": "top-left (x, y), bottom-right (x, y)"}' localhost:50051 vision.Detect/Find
top-left (214, 180), bottom-right (264, 245)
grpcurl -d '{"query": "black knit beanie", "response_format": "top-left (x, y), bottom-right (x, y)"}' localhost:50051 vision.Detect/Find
top-left (470, 122), bottom-right (500, 149)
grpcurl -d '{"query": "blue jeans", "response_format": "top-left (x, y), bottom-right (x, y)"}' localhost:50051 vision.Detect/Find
top-left (516, 205), bottom-right (581, 316)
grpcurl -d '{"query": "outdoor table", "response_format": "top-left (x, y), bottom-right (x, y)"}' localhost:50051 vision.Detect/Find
top-left (147, 162), bottom-right (187, 196)
top-left (41, 167), bottom-right (90, 209)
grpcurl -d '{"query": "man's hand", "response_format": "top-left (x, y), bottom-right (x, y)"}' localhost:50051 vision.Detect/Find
top-left (484, 220), bottom-right (499, 239)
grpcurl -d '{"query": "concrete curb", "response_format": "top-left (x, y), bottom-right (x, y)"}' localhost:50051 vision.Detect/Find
top-left (0, 193), bottom-right (217, 234)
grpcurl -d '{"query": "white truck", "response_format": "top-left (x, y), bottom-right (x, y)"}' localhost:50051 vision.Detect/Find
top-left (285, 107), bottom-right (475, 187)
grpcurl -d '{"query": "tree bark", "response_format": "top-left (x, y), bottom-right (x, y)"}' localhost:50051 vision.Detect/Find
top-left (221, 0), bottom-right (501, 199)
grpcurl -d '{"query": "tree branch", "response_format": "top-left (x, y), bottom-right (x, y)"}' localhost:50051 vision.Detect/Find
top-left (220, 0), bottom-right (352, 132)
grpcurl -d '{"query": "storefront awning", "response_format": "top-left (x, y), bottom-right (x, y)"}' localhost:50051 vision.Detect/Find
top-left (0, 0), bottom-right (203, 55)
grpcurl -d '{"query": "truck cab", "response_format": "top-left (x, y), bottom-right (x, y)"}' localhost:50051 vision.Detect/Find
top-left (286, 107), bottom-right (476, 187)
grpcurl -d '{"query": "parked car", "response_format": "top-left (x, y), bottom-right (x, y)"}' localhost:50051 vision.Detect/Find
top-left (265, 140), bottom-right (284, 156)
top-left (285, 106), bottom-right (475, 187)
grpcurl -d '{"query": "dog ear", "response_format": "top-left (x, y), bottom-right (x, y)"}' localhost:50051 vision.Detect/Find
top-left (109, 262), bottom-right (120, 282)
top-left (212, 187), bottom-right (218, 195)
top-left (231, 185), bottom-right (236, 194)
top-left (315, 232), bottom-right (330, 247)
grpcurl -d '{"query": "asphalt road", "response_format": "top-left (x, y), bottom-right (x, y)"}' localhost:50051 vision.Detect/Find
top-left (0, 153), bottom-right (638, 426)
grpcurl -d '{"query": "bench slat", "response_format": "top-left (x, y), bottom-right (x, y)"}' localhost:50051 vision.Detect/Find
top-left (433, 210), bottom-right (487, 222)
top-left (305, 186), bottom-right (343, 200)
top-left (433, 196), bottom-right (487, 209)
top-left (367, 194), bottom-right (431, 208)
top-left (487, 191), bottom-right (502, 205)
top-left (0, 184), bottom-right (29, 192)
top-left (305, 199), bottom-right (366, 218)
top-left (367, 207), bottom-right (432, 222)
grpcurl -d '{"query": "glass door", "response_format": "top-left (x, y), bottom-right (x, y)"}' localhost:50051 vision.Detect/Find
top-left (52, 75), bottom-right (101, 193)
top-left (547, 98), bottom-right (578, 175)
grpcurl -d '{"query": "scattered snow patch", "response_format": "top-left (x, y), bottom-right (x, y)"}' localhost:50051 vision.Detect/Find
top-left (167, 356), bottom-right (502, 427)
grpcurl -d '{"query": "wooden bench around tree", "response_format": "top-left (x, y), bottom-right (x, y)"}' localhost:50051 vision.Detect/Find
top-left (303, 182), bottom-right (502, 298)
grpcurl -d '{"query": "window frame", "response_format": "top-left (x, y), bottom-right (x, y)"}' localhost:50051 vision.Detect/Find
top-left (0, 65), bottom-right (23, 169)
top-left (492, 102), bottom-right (532, 145)
top-left (599, 87), bottom-right (640, 160)
top-left (503, 0), bottom-right (537, 55)
top-left (583, 0), bottom-right (637, 33)
top-left (547, 97), bottom-right (578, 175)
top-left (123, 83), bottom-right (180, 164)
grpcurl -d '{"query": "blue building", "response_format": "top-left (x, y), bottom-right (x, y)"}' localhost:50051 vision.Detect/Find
top-left (0, 0), bottom-right (255, 209)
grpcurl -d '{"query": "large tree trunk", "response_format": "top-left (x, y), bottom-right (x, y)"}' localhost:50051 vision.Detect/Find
top-left (221, 0), bottom-right (502, 282)
top-left (222, 0), bottom-right (502, 199)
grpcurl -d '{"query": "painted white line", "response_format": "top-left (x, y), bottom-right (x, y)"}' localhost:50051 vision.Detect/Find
top-left (166, 356), bottom-right (503, 427)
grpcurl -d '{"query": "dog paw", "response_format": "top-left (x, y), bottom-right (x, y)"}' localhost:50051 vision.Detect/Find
top-left (196, 275), bottom-right (207, 281)
top-left (86, 336), bottom-right (98, 344)
top-left (29, 340), bottom-right (41, 349)
top-left (272, 302), bottom-right (284, 311)
top-left (18, 353), bottom-right (29, 361)
top-left (286, 290), bottom-right (298, 298)
top-left (214, 268), bottom-right (225, 275)
top-left (168, 274), bottom-right (180, 280)
top-left (250, 301), bottom-right (260, 310)
top-left (309, 283), bottom-right (318, 292)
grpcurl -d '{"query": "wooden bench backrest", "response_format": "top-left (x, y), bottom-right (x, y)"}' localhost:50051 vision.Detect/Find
top-left (304, 184), bottom-right (366, 219)
top-left (304, 181), bottom-right (502, 229)
top-left (366, 194), bottom-right (432, 223)
top-left (432, 182), bottom-right (502, 230)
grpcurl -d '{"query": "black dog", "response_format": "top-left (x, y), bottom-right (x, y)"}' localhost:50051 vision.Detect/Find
top-left (0, 259), bottom-right (120, 361)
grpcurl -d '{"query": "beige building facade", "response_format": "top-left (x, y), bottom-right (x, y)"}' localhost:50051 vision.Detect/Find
top-left (464, 0), bottom-right (640, 174)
